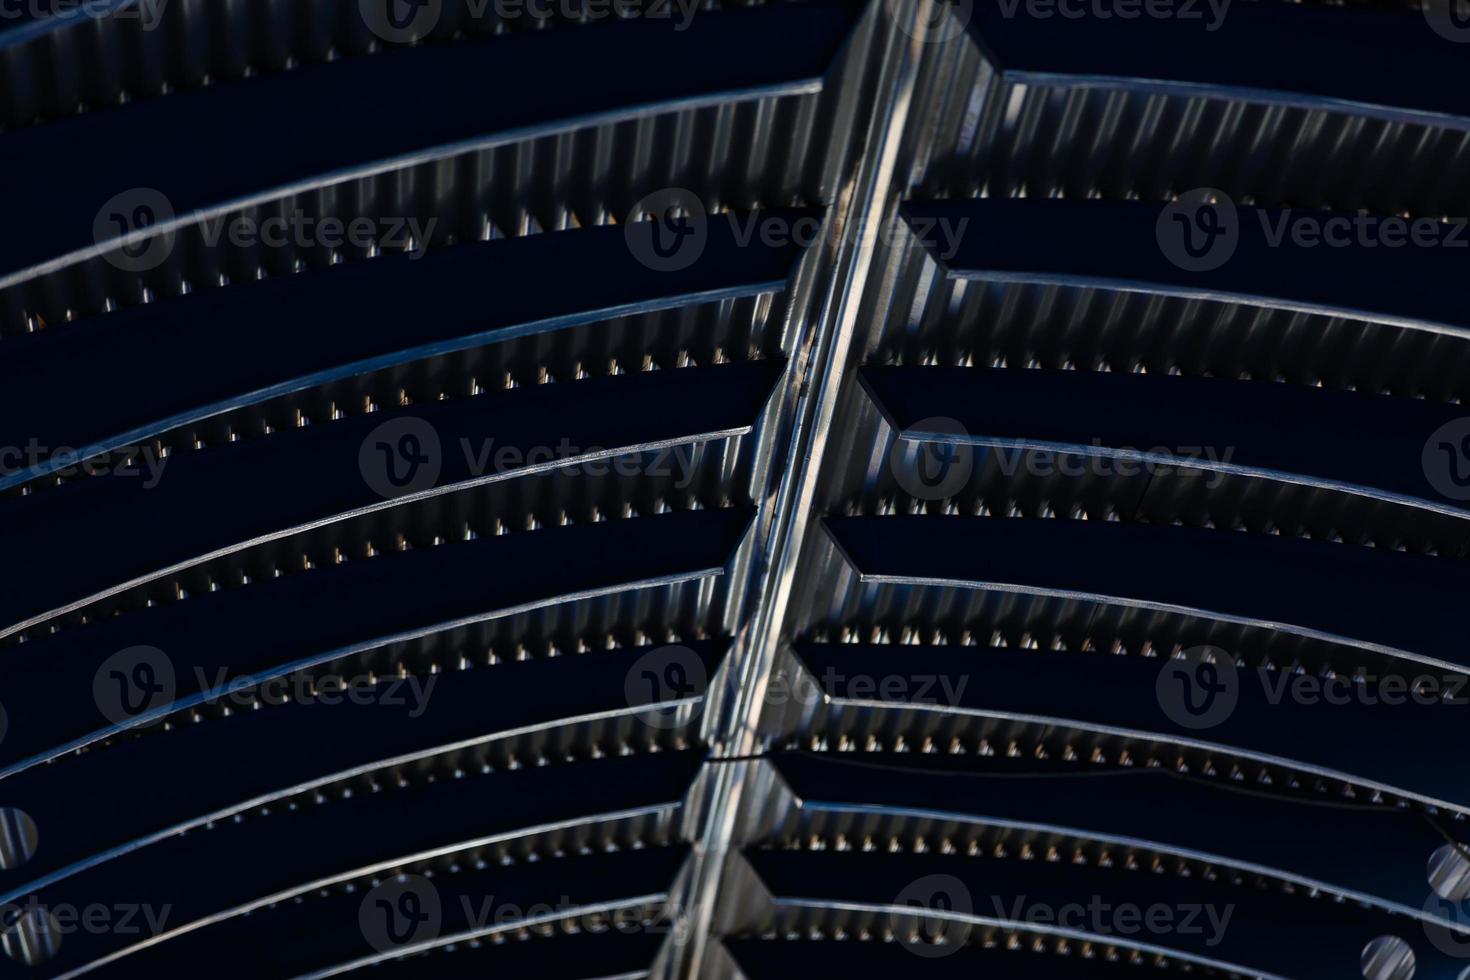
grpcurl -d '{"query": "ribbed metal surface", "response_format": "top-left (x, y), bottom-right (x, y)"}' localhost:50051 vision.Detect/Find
top-left (698, 3), bottom-right (1470, 979)
top-left (0, 0), bottom-right (878, 972)
top-left (9, 0), bottom-right (1469, 976)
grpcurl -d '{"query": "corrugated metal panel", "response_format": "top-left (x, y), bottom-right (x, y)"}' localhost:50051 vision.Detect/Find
top-left (7, 1), bottom-right (1469, 977)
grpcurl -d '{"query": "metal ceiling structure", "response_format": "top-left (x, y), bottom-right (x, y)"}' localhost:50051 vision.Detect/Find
top-left (3, 0), bottom-right (1470, 977)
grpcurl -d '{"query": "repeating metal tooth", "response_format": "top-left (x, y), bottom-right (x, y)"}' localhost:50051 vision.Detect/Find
top-left (0, 355), bottom-right (787, 641)
top-left (0, 18), bottom-right (860, 336)
top-left (916, 3), bottom-right (1470, 215)
top-left (721, 835), bottom-right (1468, 979)
top-left (0, 0), bottom-right (792, 131)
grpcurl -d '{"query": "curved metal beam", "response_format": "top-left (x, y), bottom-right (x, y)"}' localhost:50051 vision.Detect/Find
top-left (822, 516), bottom-right (1470, 676)
top-left (904, 197), bottom-right (1470, 341)
top-left (0, 360), bottom-right (782, 637)
top-left (795, 642), bottom-right (1470, 814)
top-left (0, 505), bottom-right (752, 779)
top-left (861, 364), bottom-right (1470, 520)
top-left (0, 213), bottom-right (809, 493)
top-left (0, 4), bottom-right (856, 289)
